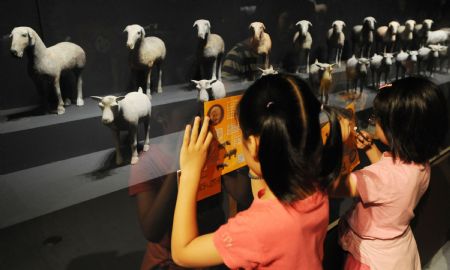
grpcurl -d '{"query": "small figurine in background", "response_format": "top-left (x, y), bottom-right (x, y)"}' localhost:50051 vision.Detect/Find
top-left (414, 19), bottom-right (433, 48)
top-left (258, 66), bottom-right (278, 77)
top-left (370, 53), bottom-right (394, 88)
top-left (376, 21), bottom-right (400, 53)
top-left (395, 50), bottom-right (418, 80)
top-left (293, 20), bottom-right (313, 73)
top-left (249, 22), bottom-right (272, 69)
top-left (351, 17), bottom-right (377, 58)
top-left (191, 79), bottom-right (226, 102)
top-left (10, 26), bottom-right (86, 115)
top-left (398, 20), bottom-right (416, 50)
top-left (346, 55), bottom-right (370, 97)
top-left (309, 60), bottom-right (336, 104)
top-left (124, 24), bottom-right (166, 96)
top-left (327, 20), bottom-right (346, 67)
top-left (193, 19), bottom-right (225, 81)
top-left (91, 87), bottom-right (152, 165)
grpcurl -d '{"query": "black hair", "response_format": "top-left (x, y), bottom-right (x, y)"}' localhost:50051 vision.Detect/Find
top-left (237, 74), bottom-right (343, 203)
top-left (373, 76), bottom-right (448, 164)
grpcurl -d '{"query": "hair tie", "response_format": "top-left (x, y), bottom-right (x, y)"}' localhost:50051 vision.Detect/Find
top-left (266, 101), bottom-right (274, 109)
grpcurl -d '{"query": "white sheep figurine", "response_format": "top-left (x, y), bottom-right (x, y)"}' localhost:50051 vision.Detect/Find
top-left (395, 50), bottom-right (418, 80)
top-left (414, 19), bottom-right (434, 48)
top-left (376, 21), bottom-right (400, 53)
top-left (417, 46), bottom-right (432, 76)
top-left (427, 44), bottom-right (445, 76)
top-left (309, 60), bottom-right (336, 104)
top-left (191, 79), bottom-right (226, 102)
top-left (425, 29), bottom-right (449, 45)
top-left (351, 16), bottom-right (377, 58)
top-left (258, 65), bottom-right (278, 77)
top-left (249, 22), bottom-right (272, 69)
top-left (10, 26), bottom-right (86, 115)
top-left (327, 20), bottom-right (346, 66)
top-left (293, 20), bottom-right (313, 73)
top-left (193, 19), bottom-right (225, 81)
top-left (370, 53), bottom-right (394, 88)
top-left (124, 24), bottom-right (166, 96)
top-left (91, 87), bottom-right (151, 165)
top-left (437, 45), bottom-right (448, 72)
top-left (398, 19), bottom-right (416, 50)
top-left (346, 55), bottom-right (370, 96)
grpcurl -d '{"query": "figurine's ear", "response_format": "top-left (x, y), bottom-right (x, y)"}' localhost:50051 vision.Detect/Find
top-left (115, 96), bottom-right (126, 102)
top-left (9, 33), bottom-right (12, 38)
top-left (27, 30), bottom-right (35, 46)
top-left (343, 22), bottom-right (346, 27)
top-left (191, 80), bottom-right (199, 84)
top-left (140, 26), bottom-right (146, 37)
top-left (206, 20), bottom-right (211, 29)
top-left (258, 67), bottom-right (264, 72)
top-left (295, 21), bottom-right (301, 27)
top-left (261, 23), bottom-right (266, 30)
top-left (374, 19), bottom-right (377, 24)
top-left (90, 96), bottom-right (103, 101)
top-left (308, 21), bottom-right (312, 27)
top-left (193, 20), bottom-right (199, 28)
top-left (123, 26), bottom-right (129, 33)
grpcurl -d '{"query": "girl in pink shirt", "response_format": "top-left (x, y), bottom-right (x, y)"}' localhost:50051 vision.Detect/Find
top-left (331, 77), bottom-right (448, 270)
top-left (171, 74), bottom-right (344, 269)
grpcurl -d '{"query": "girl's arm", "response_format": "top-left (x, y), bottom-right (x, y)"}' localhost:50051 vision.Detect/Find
top-left (356, 130), bottom-right (382, 164)
top-left (171, 117), bottom-right (223, 267)
top-left (328, 173), bottom-right (358, 198)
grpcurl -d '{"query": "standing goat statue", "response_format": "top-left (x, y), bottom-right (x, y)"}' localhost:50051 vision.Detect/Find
top-left (293, 20), bottom-right (313, 73)
top-left (351, 17), bottom-right (377, 58)
top-left (193, 19), bottom-right (225, 81)
top-left (249, 22), bottom-right (272, 69)
top-left (124, 24), bottom-right (166, 96)
top-left (191, 79), bottom-right (226, 102)
top-left (398, 20), bottom-right (416, 50)
top-left (346, 55), bottom-right (370, 96)
top-left (91, 87), bottom-right (152, 165)
top-left (309, 60), bottom-right (336, 104)
top-left (10, 26), bottom-right (86, 115)
top-left (376, 21), bottom-right (400, 53)
top-left (327, 20), bottom-right (346, 67)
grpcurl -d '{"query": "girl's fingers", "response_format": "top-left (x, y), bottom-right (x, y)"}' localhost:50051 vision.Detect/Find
top-left (182, 124), bottom-right (191, 148)
top-left (203, 131), bottom-right (214, 149)
top-left (196, 117), bottom-right (210, 147)
top-left (190, 117), bottom-right (201, 145)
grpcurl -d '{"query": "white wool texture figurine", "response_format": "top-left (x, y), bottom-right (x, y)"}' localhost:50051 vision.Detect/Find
top-left (293, 20), bottom-right (313, 73)
top-left (191, 79), bottom-right (226, 102)
top-left (124, 24), bottom-right (166, 95)
top-left (91, 87), bottom-right (152, 165)
top-left (193, 19), bottom-right (225, 81)
top-left (249, 22), bottom-right (272, 69)
top-left (10, 26), bottom-right (86, 115)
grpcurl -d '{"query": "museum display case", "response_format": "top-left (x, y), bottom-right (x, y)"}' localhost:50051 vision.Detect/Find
top-left (0, 0), bottom-right (449, 269)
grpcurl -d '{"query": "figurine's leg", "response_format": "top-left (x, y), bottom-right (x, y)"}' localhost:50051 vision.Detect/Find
top-left (339, 48), bottom-right (343, 67)
top-left (112, 130), bottom-right (123, 165)
top-left (212, 58), bottom-right (217, 80)
top-left (130, 124), bottom-right (139, 165)
top-left (217, 54), bottom-right (223, 81)
top-left (143, 117), bottom-right (150, 152)
top-left (146, 68), bottom-right (152, 96)
top-left (54, 75), bottom-right (65, 114)
top-left (396, 65), bottom-right (399, 80)
top-left (157, 62), bottom-right (163, 93)
top-left (265, 53), bottom-right (269, 69)
top-left (75, 69), bottom-right (84, 106)
top-left (306, 51), bottom-right (310, 74)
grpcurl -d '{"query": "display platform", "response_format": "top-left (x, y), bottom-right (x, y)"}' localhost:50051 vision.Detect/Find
top-left (1, 70), bottom-right (450, 229)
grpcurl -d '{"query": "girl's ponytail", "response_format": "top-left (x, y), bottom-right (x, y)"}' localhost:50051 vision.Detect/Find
top-left (319, 106), bottom-right (343, 189)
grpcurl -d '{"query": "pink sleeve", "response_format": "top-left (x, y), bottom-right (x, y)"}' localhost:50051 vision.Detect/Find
top-left (351, 162), bottom-right (390, 204)
top-left (213, 212), bottom-right (262, 269)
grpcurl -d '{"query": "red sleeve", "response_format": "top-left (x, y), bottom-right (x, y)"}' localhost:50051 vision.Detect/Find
top-left (213, 210), bottom-right (263, 269)
top-left (351, 161), bottom-right (391, 204)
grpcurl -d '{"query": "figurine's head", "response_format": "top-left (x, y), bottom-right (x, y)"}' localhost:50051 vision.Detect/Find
top-left (363, 17), bottom-right (377, 30)
top-left (258, 66), bottom-right (278, 77)
top-left (249, 22), bottom-right (266, 41)
top-left (428, 44), bottom-right (443, 58)
top-left (408, 50), bottom-right (418, 62)
top-left (388, 21), bottom-right (400, 35)
top-left (404, 20), bottom-right (416, 31)
top-left (193, 19), bottom-right (211, 39)
top-left (10, 26), bottom-right (36, 58)
top-left (373, 77), bottom-right (447, 163)
top-left (357, 58), bottom-right (370, 74)
top-left (295, 20), bottom-right (312, 36)
top-left (91, 95), bottom-right (125, 124)
top-left (423, 19), bottom-right (434, 30)
top-left (383, 53), bottom-right (395, 65)
top-left (332, 20), bottom-right (346, 33)
top-left (192, 79), bottom-right (215, 102)
top-left (237, 74), bottom-right (343, 202)
top-left (123, 24), bottom-right (145, 50)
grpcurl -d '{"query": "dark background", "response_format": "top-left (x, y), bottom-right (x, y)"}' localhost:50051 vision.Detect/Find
top-left (1, 0), bottom-right (449, 110)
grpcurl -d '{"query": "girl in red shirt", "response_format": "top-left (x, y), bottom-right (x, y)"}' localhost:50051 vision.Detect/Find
top-left (172, 74), bottom-right (344, 269)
